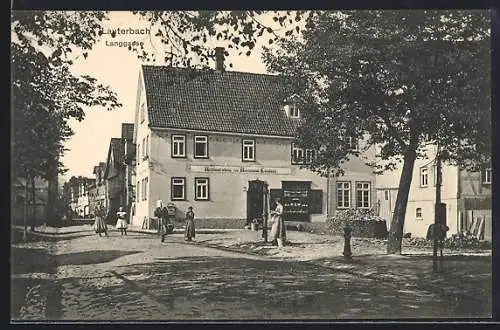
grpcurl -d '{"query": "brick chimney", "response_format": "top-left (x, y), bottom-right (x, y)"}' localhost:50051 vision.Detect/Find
top-left (215, 47), bottom-right (225, 72)
top-left (121, 123), bottom-right (134, 140)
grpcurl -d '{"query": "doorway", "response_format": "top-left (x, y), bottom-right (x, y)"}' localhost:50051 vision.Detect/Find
top-left (246, 180), bottom-right (267, 226)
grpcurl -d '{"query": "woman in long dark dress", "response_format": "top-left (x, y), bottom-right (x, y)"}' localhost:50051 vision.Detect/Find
top-left (184, 206), bottom-right (196, 241)
top-left (94, 203), bottom-right (108, 237)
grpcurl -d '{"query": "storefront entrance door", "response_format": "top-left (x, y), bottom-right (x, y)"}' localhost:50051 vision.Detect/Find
top-left (247, 180), bottom-right (266, 226)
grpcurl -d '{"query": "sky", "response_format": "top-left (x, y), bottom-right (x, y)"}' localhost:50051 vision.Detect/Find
top-left (60, 11), bottom-right (275, 183)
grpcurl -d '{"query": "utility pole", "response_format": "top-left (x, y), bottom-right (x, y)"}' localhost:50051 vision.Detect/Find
top-left (23, 172), bottom-right (29, 242)
top-left (326, 167), bottom-right (331, 219)
top-left (433, 146), bottom-right (442, 273)
top-left (262, 182), bottom-right (269, 243)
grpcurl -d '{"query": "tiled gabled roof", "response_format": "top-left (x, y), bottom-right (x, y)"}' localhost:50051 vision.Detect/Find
top-left (104, 138), bottom-right (126, 179)
top-left (142, 65), bottom-right (303, 137)
top-left (111, 138), bottom-right (125, 164)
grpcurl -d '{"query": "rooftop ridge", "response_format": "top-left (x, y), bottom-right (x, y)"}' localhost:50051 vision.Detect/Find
top-left (141, 64), bottom-right (281, 78)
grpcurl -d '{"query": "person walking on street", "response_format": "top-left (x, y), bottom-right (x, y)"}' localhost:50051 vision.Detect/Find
top-left (269, 198), bottom-right (286, 247)
top-left (115, 206), bottom-right (128, 235)
top-left (155, 205), bottom-right (169, 243)
top-left (94, 202), bottom-right (108, 237)
top-left (184, 206), bottom-right (196, 241)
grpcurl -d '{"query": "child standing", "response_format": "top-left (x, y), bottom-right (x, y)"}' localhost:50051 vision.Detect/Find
top-left (184, 206), bottom-right (196, 241)
top-left (115, 206), bottom-right (128, 235)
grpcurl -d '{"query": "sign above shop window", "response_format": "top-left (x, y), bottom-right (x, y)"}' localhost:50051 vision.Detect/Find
top-left (190, 165), bottom-right (292, 175)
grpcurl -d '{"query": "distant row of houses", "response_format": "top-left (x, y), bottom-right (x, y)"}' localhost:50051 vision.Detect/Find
top-left (62, 48), bottom-right (491, 239)
top-left (64, 123), bottom-right (136, 222)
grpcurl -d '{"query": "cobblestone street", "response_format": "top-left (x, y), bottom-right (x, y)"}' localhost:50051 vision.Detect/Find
top-left (11, 226), bottom-right (492, 321)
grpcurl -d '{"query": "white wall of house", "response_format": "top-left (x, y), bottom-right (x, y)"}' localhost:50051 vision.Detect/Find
top-left (375, 145), bottom-right (460, 238)
top-left (132, 71), bottom-right (152, 227)
top-left (145, 129), bottom-right (329, 222)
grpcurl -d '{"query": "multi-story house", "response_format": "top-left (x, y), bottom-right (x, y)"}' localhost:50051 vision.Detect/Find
top-left (376, 145), bottom-right (491, 240)
top-left (131, 48), bottom-right (377, 228)
top-left (65, 176), bottom-right (94, 218)
top-left (103, 123), bottom-right (135, 222)
top-left (76, 178), bottom-right (95, 218)
top-left (123, 128), bottom-right (137, 219)
top-left (88, 162), bottom-right (107, 216)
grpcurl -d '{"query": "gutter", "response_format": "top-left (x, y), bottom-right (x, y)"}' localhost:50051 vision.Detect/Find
top-left (150, 126), bottom-right (295, 140)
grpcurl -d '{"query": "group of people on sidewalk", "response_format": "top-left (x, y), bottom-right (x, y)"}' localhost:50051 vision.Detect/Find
top-left (92, 197), bottom-right (285, 247)
top-left (93, 202), bottom-right (128, 237)
top-left (156, 204), bottom-right (196, 242)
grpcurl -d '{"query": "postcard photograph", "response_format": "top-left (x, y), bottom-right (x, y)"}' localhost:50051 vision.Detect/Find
top-left (10, 9), bottom-right (492, 321)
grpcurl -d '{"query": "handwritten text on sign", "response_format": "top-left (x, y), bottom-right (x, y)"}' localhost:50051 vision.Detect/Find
top-left (190, 165), bottom-right (292, 175)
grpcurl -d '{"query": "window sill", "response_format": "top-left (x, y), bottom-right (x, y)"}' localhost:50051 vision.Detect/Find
top-left (420, 185), bottom-right (428, 188)
top-left (172, 155), bottom-right (187, 159)
top-left (194, 155), bottom-right (209, 159)
top-left (336, 207), bottom-right (350, 210)
top-left (242, 159), bottom-right (256, 162)
top-left (194, 198), bottom-right (210, 201)
top-left (171, 198), bottom-right (186, 201)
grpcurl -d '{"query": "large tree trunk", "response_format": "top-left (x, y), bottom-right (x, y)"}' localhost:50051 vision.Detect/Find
top-left (46, 157), bottom-right (58, 226)
top-left (387, 148), bottom-right (417, 254)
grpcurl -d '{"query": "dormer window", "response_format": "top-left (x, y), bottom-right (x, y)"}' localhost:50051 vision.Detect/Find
top-left (285, 104), bottom-right (300, 118)
top-left (289, 104), bottom-right (300, 118)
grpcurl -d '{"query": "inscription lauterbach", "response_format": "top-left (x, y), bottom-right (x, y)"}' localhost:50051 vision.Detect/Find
top-left (190, 165), bottom-right (292, 175)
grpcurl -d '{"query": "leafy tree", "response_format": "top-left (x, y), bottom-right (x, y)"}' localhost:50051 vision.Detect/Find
top-left (132, 11), bottom-right (311, 67)
top-left (11, 10), bottom-right (311, 233)
top-left (263, 10), bottom-right (491, 254)
top-left (12, 11), bottom-right (122, 233)
top-left (12, 10), bottom-right (308, 177)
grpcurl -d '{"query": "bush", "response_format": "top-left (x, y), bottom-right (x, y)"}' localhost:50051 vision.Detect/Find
top-left (326, 209), bottom-right (388, 239)
top-left (443, 231), bottom-right (491, 250)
